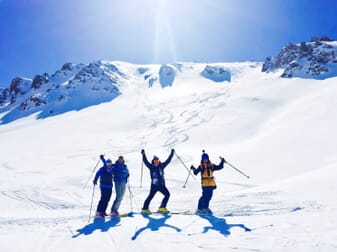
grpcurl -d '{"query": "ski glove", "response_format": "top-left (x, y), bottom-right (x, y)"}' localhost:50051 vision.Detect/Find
top-left (100, 154), bottom-right (104, 159)
top-left (141, 149), bottom-right (145, 155)
top-left (171, 149), bottom-right (175, 154)
top-left (190, 165), bottom-right (195, 170)
top-left (93, 179), bottom-right (98, 185)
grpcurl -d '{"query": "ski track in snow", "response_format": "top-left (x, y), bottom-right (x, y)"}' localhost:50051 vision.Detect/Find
top-left (134, 88), bottom-right (231, 152)
top-left (220, 191), bottom-right (321, 217)
top-left (1, 190), bottom-right (77, 210)
top-left (110, 86), bottom-right (231, 155)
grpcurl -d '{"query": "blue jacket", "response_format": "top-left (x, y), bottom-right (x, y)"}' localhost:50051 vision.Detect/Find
top-left (112, 161), bottom-right (129, 183)
top-left (94, 166), bottom-right (113, 188)
top-left (101, 156), bottom-right (129, 184)
top-left (142, 150), bottom-right (174, 186)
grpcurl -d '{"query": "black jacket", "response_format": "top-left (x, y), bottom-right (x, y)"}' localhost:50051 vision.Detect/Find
top-left (142, 150), bottom-right (174, 186)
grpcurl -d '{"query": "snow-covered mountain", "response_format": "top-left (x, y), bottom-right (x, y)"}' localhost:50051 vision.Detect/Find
top-left (262, 38), bottom-right (337, 79)
top-left (0, 61), bottom-right (124, 123)
top-left (2, 38), bottom-right (337, 125)
top-left (0, 62), bottom-right (231, 124)
top-left (1, 56), bottom-right (337, 252)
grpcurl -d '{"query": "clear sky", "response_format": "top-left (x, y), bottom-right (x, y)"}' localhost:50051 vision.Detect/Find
top-left (1, 0), bottom-right (337, 86)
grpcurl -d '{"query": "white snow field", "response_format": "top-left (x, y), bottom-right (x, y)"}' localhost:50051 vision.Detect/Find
top-left (1, 62), bottom-right (337, 252)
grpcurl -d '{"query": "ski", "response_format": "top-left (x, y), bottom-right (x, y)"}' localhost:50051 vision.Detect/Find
top-left (165, 210), bottom-right (195, 215)
top-left (91, 210), bottom-right (220, 220)
top-left (118, 210), bottom-right (200, 217)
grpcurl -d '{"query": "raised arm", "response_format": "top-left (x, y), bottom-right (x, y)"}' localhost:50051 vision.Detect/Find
top-left (213, 157), bottom-right (225, 171)
top-left (141, 149), bottom-right (152, 168)
top-left (100, 154), bottom-right (106, 166)
top-left (161, 149), bottom-right (175, 168)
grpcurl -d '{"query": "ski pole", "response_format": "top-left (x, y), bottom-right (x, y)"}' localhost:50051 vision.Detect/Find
top-left (140, 159), bottom-right (144, 188)
top-left (174, 152), bottom-right (196, 181)
top-left (88, 185), bottom-right (96, 222)
top-left (221, 157), bottom-right (250, 179)
top-left (127, 183), bottom-right (134, 212)
top-left (83, 158), bottom-right (101, 189)
top-left (182, 168), bottom-right (192, 188)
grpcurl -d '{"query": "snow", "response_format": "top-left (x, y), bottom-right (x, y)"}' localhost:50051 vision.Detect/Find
top-left (1, 61), bottom-right (337, 252)
top-left (201, 65), bottom-right (231, 82)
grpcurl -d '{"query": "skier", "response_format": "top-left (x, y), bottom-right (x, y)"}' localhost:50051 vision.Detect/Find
top-left (191, 150), bottom-right (225, 214)
top-left (93, 155), bottom-right (114, 217)
top-left (141, 149), bottom-right (175, 214)
top-left (101, 155), bottom-right (129, 216)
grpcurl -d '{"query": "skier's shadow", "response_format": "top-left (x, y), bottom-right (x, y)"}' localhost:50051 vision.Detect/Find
top-left (131, 214), bottom-right (181, 240)
top-left (198, 214), bottom-right (251, 236)
top-left (72, 217), bottom-right (121, 238)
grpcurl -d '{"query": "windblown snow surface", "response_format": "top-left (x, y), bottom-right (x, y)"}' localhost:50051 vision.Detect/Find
top-left (1, 62), bottom-right (337, 252)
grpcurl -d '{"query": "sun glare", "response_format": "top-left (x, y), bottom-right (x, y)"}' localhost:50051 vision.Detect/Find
top-left (153, 0), bottom-right (177, 63)
top-left (150, 0), bottom-right (230, 64)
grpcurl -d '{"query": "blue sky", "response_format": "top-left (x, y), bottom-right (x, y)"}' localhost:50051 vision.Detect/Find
top-left (1, 0), bottom-right (337, 86)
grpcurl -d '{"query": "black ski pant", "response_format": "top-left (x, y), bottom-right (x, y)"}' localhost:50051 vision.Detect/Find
top-left (97, 187), bottom-right (112, 213)
top-left (198, 186), bottom-right (215, 210)
top-left (142, 184), bottom-right (170, 210)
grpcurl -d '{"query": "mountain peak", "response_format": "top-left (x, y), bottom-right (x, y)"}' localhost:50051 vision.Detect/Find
top-left (262, 39), bottom-right (337, 79)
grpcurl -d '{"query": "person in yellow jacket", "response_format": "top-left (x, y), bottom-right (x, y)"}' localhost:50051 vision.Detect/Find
top-left (191, 150), bottom-right (225, 214)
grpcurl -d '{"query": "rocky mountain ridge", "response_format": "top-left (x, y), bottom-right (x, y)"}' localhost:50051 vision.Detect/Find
top-left (262, 39), bottom-right (337, 79)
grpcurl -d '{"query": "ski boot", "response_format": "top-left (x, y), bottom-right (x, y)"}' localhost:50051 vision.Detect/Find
top-left (158, 207), bottom-right (170, 213)
top-left (141, 209), bottom-right (152, 214)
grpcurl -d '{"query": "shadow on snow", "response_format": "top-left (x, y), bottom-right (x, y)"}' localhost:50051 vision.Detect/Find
top-left (131, 214), bottom-right (181, 240)
top-left (0, 93), bottom-right (120, 125)
top-left (198, 214), bottom-right (251, 236)
top-left (72, 213), bottom-right (251, 239)
top-left (131, 213), bottom-right (251, 240)
top-left (72, 217), bottom-right (121, 238)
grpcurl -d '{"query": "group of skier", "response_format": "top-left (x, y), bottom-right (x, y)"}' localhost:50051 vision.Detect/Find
top-left (93, 155), bottom-right (130, 217)
top-left (93, 149), bottom-right (226, 217)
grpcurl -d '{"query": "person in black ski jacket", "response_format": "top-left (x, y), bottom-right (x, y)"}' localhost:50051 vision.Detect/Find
top-left (101, 155), bottom-right (129, 216)
top-left (141, 149), bottom-right (175, 214)
top-left (93, 155), bottom-right (114, 217)
top-left (191, 150), bottom-right (225, 214)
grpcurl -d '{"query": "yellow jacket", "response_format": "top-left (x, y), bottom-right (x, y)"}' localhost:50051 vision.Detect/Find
top-left (192, 159), bottom-right (225, 187)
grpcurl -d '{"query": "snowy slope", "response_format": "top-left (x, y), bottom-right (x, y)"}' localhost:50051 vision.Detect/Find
top-left (1, 61), bottom-right (337, 252)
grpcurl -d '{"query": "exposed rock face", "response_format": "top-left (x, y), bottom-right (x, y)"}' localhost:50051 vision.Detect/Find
top-left (32, 74), bottom-right (49, 89)
top-left (9, 77), bottom-right (32, 96)
top-left (262, 40), bottom-right (337, 79)
top-left (201, 65), bottom-right (231, 82)
top-left (0, 88), bottom-right (9, 106)
top-left (159, 64), bottom-right (176, 88)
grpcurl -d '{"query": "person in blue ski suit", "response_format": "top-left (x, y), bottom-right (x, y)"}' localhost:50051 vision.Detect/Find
top-left (141, 149), bottom-right (175, 213)
top-left (93, 156), bottom-right (114, 217)
top-left (101, 155), bottom-right (129, 216)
